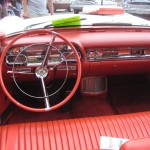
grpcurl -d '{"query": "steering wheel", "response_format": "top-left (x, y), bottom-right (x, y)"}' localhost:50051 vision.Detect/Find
top-left (0, 30), bottom-right (81, 112)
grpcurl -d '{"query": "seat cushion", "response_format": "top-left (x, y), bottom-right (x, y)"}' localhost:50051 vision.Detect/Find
top-left (0, 111), bottom-right (150, 150)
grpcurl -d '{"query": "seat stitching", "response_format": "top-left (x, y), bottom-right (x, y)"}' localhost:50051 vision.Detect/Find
top-left (0, 126), bottom-right (7, 150)
top-left (30, 122), bottom-right (38, 150)
top-left (121, 115), bottom-right (135, 139)
top-left (124, 114), bottom-right (139, 138)
top-left (52, 120), bottom-right (62, 149)
top-left (44, 122), bottom-right (51, 150)
top-left (89, 117), bottom-right (100, 148)
top-left (41, 122), bottom-right (45, 150)
top-left (5, 125), bottom-right (8, 150)
top-left (140, 112), bottom-right (150, 136)
top-left (102, 117), bottom-right (113, 136)
top-left (92, 117), bottom-right (102, 135)
top-left (68, 119), bottom-right (78, 150)
top-left (63, 120), bottom-right (75, 149)
top-left (57, 120), bottom-right (68, 150)
top-left (56, 121), bottom-right (63, 150)
top-left (48, 121), bottom-right (57, 150)
top-left (94, 116), bottom-right (107, 136)
top-left (20, 124), bottom-right (25, 149)
top-left (85, 117), bottom-right (99, 149)
top-left (35, 122), bottom-right (39, 150)
top-left (18, 123), bottom-right (21, 150)
top-left (69, 119), bottom-right (81, 150)
top-left (0, 126), bottom-right (5, 150)
top-left (34, 123), bottom-right (38, 150)
top-left (109, 116), bottom-right (123, 138)
top-left (76, 119), bottom-right (87, 149)
top-left (80, 118), bottom-right (93, 150)
top-left (69, 119), bottom-right (82, 150)
top-left (129, 114), bottom-right (144, 138)
top-left (1, 112), bottom-right (150, 149)
top-left (61, 120), bottom-right (70, 150)
top-left (28, 123), bottom-right (32, 150)
top-left (133, 113), bottom-right (149, 137)
top-left (107, 116), bottom-right (118, 137)
top-left (146, 112), bottom-right (150, 122)
top-left (115, 115), bottom-right (130, 138)
top-left (6, 124), bottom-right (19, 150)
top-left (24, 123), bottom-right (31, 150)
top-left (41, 122), bottom-right (47, 150)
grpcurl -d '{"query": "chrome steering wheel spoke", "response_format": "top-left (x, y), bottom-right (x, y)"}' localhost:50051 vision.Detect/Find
top-left (35, 66), bottom-right (50, 109)
top-left (41, 31), bottom-right (56, 67)
top-left (40, 77), bottom-right (50, 109)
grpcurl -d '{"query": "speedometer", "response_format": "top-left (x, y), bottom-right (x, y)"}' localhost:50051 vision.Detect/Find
top-left (6, 54), bottom-right (27, 65)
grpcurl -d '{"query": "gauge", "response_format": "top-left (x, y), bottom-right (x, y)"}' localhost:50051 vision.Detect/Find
top-left (6, 54), bottom-right (27, 65)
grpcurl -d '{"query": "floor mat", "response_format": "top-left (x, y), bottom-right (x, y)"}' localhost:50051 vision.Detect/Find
top-left (8, 106), bottom-right (70, 124)
top-left (109, 75), bottom-right (150, 114)
top-left (70, 95), bottom-right (115, 118)
top-left (8, 94), bottom-right (115, 124)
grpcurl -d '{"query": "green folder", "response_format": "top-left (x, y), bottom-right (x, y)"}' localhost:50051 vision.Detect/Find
top-left (52, 16), bottom-right (81, 27)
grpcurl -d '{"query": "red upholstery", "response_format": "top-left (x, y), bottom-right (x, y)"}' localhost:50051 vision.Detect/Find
top-left (120, 137), bottom-right (150, 150)
top-left (0, 111), bottom-right (150, 150)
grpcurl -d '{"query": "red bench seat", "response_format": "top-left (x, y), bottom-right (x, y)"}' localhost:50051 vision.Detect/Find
top-left (0, 111), bottom-right (150, 150)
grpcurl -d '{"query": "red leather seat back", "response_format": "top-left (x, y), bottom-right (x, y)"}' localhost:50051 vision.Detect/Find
top-left (0, 111), bottom-right (150, 150)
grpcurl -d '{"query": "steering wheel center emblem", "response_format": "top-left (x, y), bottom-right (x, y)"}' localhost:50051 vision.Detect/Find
top-left (35, 66), bottom-right (48, 78)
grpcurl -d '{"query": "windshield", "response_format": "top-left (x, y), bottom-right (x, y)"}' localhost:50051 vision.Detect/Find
top-left (0, 0), bottom-right (150, 35)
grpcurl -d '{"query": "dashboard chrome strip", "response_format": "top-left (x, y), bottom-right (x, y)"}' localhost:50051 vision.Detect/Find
top-left (86, 55), bottom-right (150, 61)
top-left (7, 71), bottom-right (34, 74)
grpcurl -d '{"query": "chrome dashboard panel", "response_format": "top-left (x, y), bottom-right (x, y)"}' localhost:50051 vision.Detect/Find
top-left (6, 44), bottom-right (81, 66)
top-left (86, 47), bottom-right (150, 61)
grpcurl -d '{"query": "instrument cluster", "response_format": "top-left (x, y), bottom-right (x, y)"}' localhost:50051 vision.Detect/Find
top-left (6, 44), bottom-right (81, 66)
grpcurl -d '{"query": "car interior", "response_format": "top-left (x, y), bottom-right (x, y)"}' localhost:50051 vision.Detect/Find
top-left (0, 22), bottom-right (150, 150)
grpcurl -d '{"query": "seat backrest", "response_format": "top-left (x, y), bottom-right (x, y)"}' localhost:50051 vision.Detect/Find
top-left (0, 111), bottom-right (150, 150)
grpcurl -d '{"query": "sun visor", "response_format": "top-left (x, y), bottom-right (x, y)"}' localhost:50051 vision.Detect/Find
top-left (83, 6), bottom-right (124, 15)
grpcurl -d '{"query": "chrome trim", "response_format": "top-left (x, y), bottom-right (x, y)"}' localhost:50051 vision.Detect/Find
top-left (7, 68), bottom-right (33, 74)
top-left (57, 66), bottom-right (76, 70)
top-left (85, 54), bottom-right (150, 61)
top-left (7, 71), bottom-right (34, 74)
top-left (27, 62), bottom-right (61, 66)
top-left (6, 54), bottom-right (27, 65)
top-left (40, 78), bottom-right (50, 109)
top-left (35, 67), bottom-right (48, 78)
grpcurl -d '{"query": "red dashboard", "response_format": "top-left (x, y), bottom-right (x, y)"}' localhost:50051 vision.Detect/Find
top-left (1, 27), bottom-right (150, 80)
